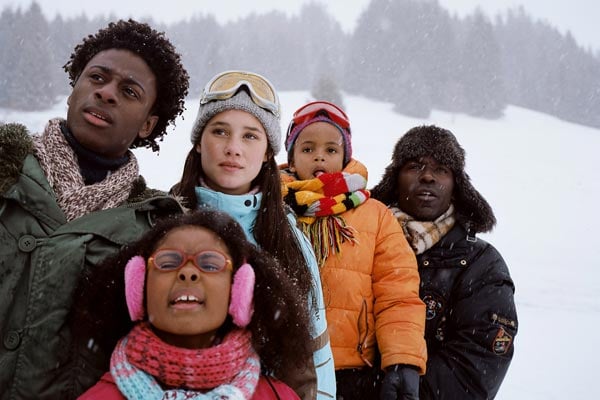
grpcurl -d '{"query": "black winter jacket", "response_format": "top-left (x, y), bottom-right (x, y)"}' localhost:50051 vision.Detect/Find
top-left (418, 225), bottom-right (518, 400)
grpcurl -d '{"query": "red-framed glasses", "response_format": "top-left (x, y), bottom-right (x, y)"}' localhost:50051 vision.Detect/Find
top-left (290, 101), bottom-right (350, 130)
top-left (149, 249), bottom-right (232, 274)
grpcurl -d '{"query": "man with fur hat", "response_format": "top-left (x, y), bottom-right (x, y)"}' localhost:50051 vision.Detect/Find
top-left (371, 125), bottom-right (518, 400)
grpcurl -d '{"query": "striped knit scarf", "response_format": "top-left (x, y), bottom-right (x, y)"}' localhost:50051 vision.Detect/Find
top-left (282, 171), bottom-right (370, 266)
top-left (389, 205), bottom-right (456, 255)
top-left (110, 323), bottom-right (260, 400)
top-left (31, 118), bottom-right (138, 222)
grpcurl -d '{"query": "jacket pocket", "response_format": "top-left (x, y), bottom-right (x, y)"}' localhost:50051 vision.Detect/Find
top-left (356, 299), bottom-right (373, 367)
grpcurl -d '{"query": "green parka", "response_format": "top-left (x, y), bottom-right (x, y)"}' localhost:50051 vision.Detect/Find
top-left (0, 123), bottom-right (184, 399)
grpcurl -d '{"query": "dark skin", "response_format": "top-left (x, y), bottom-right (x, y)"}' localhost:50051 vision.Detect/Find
top-left (396, 156), bottom-right (455, 221)
top-left (66, 49), bottom-right (158, 159)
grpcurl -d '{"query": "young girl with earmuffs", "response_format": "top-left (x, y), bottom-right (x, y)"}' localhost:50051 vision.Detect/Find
top-left (73, 210), bottom-right (312, 399)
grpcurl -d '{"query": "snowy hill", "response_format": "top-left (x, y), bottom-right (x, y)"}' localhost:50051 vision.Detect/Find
top-left (2, 92), bottom-right (599, 399)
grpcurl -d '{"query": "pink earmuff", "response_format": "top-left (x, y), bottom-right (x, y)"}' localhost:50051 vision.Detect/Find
top-left (124, 255), bottom-right (146, 321)
top-left (229, 263), bottom-right (255, 327)
top-left (124, 255), bottom-right (255, 327)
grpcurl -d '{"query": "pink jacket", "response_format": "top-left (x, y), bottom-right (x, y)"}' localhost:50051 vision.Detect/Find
top-left (79, 372), bottom-right (301, 400)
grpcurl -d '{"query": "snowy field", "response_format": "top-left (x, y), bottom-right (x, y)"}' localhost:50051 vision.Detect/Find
top-left (2, 91), bottom-right (599, 399)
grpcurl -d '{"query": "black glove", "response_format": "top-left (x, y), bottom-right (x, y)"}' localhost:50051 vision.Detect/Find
top-left (379, 364), bottom-right (420, 400)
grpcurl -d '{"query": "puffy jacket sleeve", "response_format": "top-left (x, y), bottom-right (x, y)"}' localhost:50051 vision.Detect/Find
top-left (287, 213), bottom-right (336, 400)
top-left (420, 243), bottom-right (518, 400)
top-left (372, 204), bottom-right (427, 373)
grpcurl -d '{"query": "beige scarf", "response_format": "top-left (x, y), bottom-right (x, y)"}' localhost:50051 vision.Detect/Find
top-left (32, 118), bottom-right (139, 222)
top-left (389, 204), bottom-right (456, 255)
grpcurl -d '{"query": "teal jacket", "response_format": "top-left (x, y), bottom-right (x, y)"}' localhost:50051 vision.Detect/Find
top-left (0, 123), bottom-right (184, 399)
top-left (195, 186), bottom-right (336, 400)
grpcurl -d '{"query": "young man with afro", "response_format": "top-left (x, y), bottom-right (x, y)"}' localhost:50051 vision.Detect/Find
top-left (0, 19), bottom-right (189, 399)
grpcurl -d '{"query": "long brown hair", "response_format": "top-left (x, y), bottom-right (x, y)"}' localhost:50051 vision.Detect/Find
top-left (172, 135), bottom-right (317, 309)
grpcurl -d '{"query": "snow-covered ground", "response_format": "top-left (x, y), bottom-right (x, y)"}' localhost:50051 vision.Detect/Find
top-left (2, 92), bottom-right (599, 399)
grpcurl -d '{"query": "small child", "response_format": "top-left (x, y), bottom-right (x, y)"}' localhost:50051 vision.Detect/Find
top-left (73, 210), bottom-right (312, 399)
top-left (280, 101), bottom-right (427, 400)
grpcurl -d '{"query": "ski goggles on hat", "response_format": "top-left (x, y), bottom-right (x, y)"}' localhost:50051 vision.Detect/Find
top-left (289, 101), bottom-right (350, 130)
top-left (200, 70), bottom-right (281, 117)
top-left (149, 249), bottom-right (232, 274)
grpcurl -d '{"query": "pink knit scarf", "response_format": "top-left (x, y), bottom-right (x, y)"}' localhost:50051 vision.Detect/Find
top-left (112, 323), bottom-right (259, 397)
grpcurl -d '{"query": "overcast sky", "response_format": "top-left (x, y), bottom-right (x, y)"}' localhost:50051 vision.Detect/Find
top-left (1, 0), bottom-right (598, 52)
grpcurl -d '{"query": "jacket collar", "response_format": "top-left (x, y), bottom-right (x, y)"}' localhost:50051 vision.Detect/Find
top-left (0, 122), bottom-right (33, 195)
top-left (195, 186), bottom-right (262, 245)
top-left (418, 224), bottom-right (482, 268)
top-left (0, 120), bottom-right (175, 205)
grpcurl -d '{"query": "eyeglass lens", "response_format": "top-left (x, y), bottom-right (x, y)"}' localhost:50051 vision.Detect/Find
top-left (153, 250), bottom-right (228, 273)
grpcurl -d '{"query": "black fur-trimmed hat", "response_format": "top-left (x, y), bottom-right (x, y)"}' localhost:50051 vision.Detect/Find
top-left (371, 125), bottom-right (496, 233)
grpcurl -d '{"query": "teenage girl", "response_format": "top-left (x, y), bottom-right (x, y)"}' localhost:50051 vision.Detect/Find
top-left (171, 71), bottom-right (335, 399)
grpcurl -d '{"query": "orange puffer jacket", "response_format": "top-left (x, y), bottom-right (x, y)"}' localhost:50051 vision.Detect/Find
top-left (281, 159), bottom-right (427, 374)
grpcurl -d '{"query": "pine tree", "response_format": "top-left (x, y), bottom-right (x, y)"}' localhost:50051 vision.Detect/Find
top-left (459, 9), bottom-right (506, 118)
top-left (311, 74), bottom-right (345, 109)
top-left (0, 8), bottom-right (19, 107)
top-left (0, 2), bottom-right (58, 110)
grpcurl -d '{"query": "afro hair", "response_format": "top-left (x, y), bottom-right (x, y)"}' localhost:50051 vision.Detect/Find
top-left (64, 19), bottom-right (189, 152)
